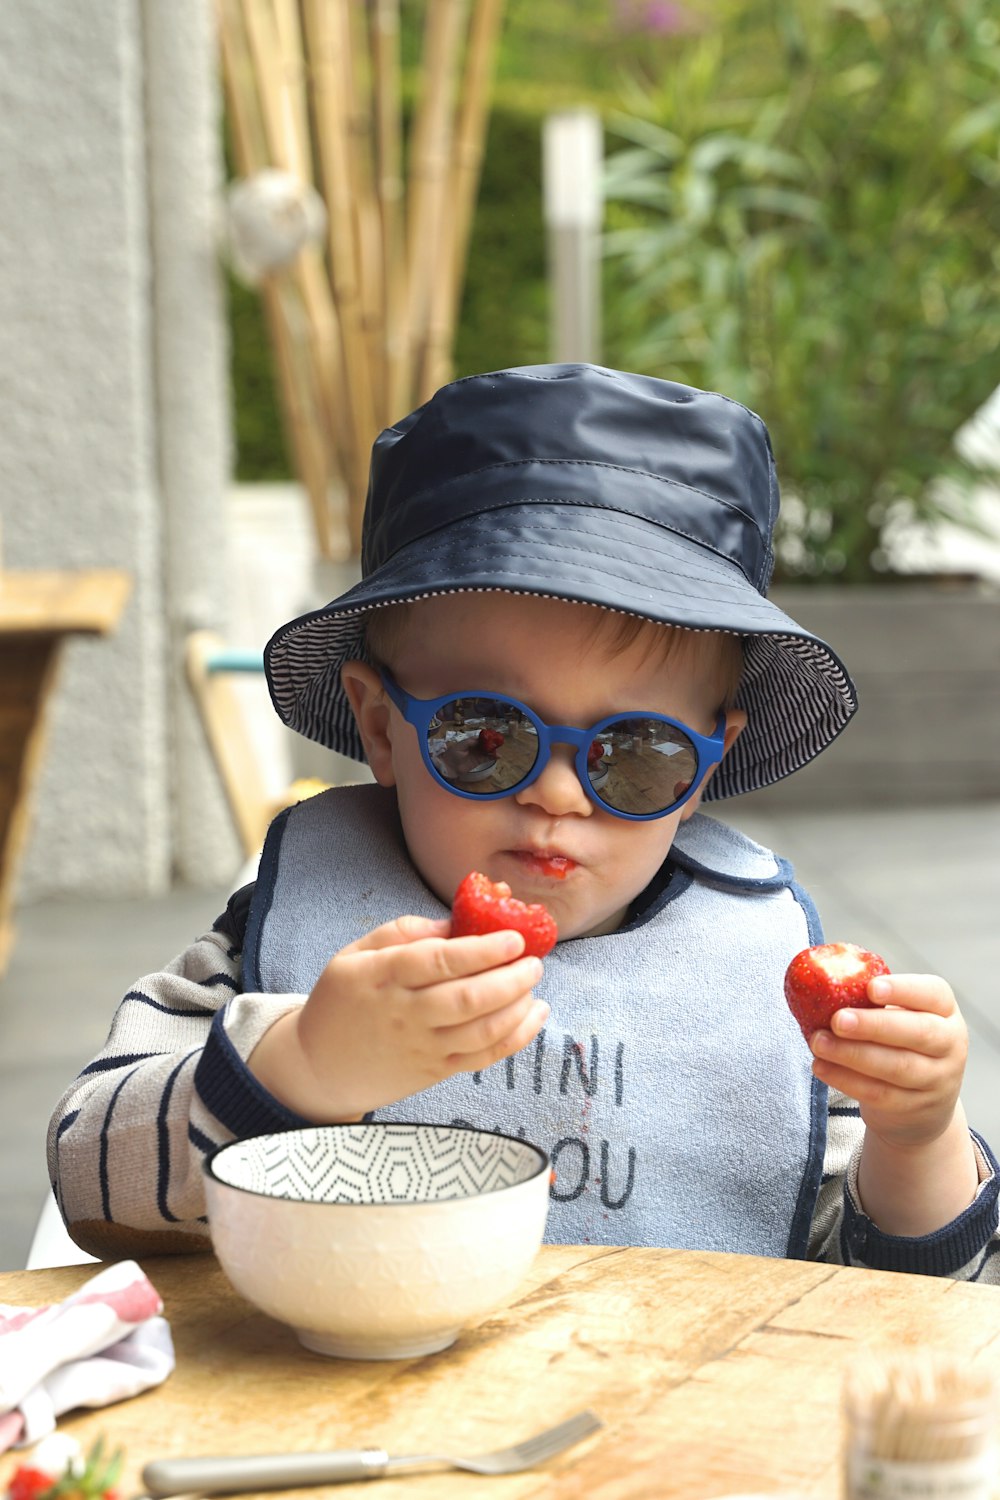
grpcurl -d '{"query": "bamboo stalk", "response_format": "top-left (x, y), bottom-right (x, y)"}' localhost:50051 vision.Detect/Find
top-left (420, 0), bottom-right (504, 397)
top-left (218, 0), bottom-right (505, 556)
top-left (343, 0), bottom-right (385, 410)
top-left (239, 0), bottom-right (293, 170)
top-left (258, 0), bottom-right (352, 554)
top-left (220, 0), bottom-right (346, 556)
top-left (371, 0), bottom-right (407, 423)
top-left (271, 0), bottom-right (314, 184)
top-left (303, 0), bottom-right (379, 543)
top-left (447, 0), bottom-right (504, 336)
top-left (216, 0), bottom-right (269, 173)
top-left (268, 277), bottom-right (338, 559)
top-left (406, 0), bottom-right (468, 404)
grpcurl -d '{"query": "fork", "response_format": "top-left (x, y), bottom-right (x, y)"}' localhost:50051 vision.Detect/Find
top-left (141, 1409), bottom-right (602, 1493)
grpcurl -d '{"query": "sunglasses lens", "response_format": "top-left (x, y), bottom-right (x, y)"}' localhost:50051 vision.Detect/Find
top-left (587, 717), bottom-right (700, 816)
top-left (426, 696), bottom-right (538, 795)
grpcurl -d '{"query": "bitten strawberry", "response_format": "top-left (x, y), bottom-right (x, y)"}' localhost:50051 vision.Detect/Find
top-left (784, 941), bottom-right (891, 1040)
top-left (451, 871), bottom-right (558, 958)
top-left (478, 727), bottom-right (505, 755)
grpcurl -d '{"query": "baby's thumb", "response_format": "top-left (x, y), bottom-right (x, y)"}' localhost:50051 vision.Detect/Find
top-left (348, 913), bottom-right (451, 952)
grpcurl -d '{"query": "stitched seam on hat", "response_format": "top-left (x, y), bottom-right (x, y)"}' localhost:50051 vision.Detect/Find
top-left (367, 500), bottom-right (765, 589)
top-left (393, 462), bottom-right (763, 532)
top-left (377, 518), bottom-right (761, 589)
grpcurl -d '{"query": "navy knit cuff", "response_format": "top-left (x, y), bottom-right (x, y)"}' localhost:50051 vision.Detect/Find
top-left (195, 1006), bottom-right (310, 1138)
top-left (841, 1131), bottom-right (1000, 1276)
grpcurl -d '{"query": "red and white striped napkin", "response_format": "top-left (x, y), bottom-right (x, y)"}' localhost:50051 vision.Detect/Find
top-left (0, 1261), bottom-right (174, 1452)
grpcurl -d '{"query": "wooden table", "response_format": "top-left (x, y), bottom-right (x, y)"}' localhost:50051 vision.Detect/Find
top-left (0, 569), bottom-right (131, 973)
top-left (4, 1247), bottom-right (1000, 1499)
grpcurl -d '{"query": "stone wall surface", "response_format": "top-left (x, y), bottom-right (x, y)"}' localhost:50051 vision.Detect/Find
top-left (738, 584), bottom-right (1000, 811)
top-left (0, 0), bottom-right (235, 900)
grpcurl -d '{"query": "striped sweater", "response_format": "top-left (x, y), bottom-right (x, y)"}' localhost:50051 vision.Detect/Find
top-left (47, 885), bottom-right (1000, 1277)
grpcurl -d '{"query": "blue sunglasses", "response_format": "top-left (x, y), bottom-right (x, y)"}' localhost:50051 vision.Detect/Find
top-left (380, 671), bottom-right (726, 822)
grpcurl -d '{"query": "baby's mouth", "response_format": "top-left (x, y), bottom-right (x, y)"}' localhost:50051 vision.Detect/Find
top-left (509, 849), bottom-right (577, 879)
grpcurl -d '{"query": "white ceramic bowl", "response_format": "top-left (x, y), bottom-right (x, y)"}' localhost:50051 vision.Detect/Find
top-left (459, 756), bottom-right (498, 782)
top-left (204, 1123), bottom-right (550, 1360)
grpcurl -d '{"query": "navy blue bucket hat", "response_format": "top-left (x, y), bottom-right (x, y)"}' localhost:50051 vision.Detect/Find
top-left (265, 363), bottom-right (857, 801)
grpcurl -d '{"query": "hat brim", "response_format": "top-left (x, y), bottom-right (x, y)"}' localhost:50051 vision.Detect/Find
top-left (264, 503), bottom-right (856, 800)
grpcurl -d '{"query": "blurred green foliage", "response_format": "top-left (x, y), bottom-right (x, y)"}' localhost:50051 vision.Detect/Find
top-left (229, 0), bottom-right (1000, 583)
top-left (602, 0), bottom-right (1000, 580)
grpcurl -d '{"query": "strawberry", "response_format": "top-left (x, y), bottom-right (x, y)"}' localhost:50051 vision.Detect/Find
top-left (784, 941), bottom-right (890, 1040)
top-left (451, 871), bottom-right (558, 958)
top-left (8, 1469), bottom-right (58, 1500)
top-left (587, 739), bottom-right (605, 766)
top-left (7, 1440), bottom-right (122, 1500)
top-left (478, 727), bottom-right (505, 755)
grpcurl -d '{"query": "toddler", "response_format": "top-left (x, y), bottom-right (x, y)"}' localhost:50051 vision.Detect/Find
top-left (49, 365), bottom-right (999, 1275)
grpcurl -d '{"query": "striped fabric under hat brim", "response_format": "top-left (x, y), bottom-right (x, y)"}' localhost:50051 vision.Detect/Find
top-left (265, 557), bottom-right (856, 805)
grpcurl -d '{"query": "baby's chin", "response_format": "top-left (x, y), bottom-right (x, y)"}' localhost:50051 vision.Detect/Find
top-left (548, 900), bottom-right (630, 942)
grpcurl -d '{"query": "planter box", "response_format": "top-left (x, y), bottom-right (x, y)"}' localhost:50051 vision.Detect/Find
top-left (734, 582), bottom-right (1000, 809)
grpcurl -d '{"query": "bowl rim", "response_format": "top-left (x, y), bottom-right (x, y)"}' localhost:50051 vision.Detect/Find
top-left (203, 1121), bottom-right (550, 1206)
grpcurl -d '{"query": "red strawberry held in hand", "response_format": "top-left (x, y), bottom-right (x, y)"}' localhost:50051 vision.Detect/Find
top-left (784, 941), bottom-right (891, 1041)
top-left (478, 726), bottom-right (505, 755)
top-left (451, 871), bottom-right (558, 958)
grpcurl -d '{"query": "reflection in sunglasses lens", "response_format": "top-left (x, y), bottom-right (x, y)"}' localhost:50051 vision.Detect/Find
top-left (426, 697), bottom-right (537, 796)
top-left (590, 717), bottom-right (698, 816)
top-left (425, 699), bottom-right (700, 816)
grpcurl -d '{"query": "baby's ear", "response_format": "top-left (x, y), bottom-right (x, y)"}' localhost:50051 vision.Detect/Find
top-left (341, 662), bottom-right (396, 786)
top-left (678, 708), bottom-right (747, 822)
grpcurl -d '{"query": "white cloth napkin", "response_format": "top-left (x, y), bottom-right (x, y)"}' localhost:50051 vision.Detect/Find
top-left (0, 1261), bottom-right (174, 1451)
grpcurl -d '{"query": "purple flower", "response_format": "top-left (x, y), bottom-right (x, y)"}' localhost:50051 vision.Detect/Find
top-left (614, 0), bottom-right (693, 34)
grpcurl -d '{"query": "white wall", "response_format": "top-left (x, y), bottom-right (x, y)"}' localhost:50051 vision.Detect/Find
top-left (0, 0), bottom-right (237, 897)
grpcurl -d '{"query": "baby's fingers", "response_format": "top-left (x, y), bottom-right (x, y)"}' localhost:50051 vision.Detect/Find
top-left (812, 1031), bottom-right (941, 1091)
top-left (341, 914), bottom-right (452, 954)
top-left (387, 929), bottom-right (530, 989)
top-left (829, 1002), bottom-right (957, 1059)
top-left (440, 993), bottom-right (550, 1073)
top-left (865, 972), bottom-right (958, 1017)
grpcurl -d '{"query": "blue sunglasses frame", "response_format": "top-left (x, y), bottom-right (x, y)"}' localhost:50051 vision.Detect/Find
top-left (379, 671), bottom-right (726, 822)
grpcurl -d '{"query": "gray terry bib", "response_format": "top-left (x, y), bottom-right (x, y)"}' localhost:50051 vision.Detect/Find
top-left (245, 784), bottom-right (826, 1257)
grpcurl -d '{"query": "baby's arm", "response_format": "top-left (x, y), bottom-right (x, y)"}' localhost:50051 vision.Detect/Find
top-left (47, 894), bottom-right (309, 1258)
top-left (808, 1085), bottom-right (1000, 1278)
top-left (809, 972), bottom-right (979, 1235)
top-left (248, 916), bottom-right (548, 1121)
top-left (49, 902), bottom-right (547, 1257)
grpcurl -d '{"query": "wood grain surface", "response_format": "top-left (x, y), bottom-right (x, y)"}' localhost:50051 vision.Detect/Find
top-left (0, 568), bottom-right (131, 973)
top-left (4, 1246), bottom-right (1000, 1500)
top-left (0, 571), bottom-right (131, 636)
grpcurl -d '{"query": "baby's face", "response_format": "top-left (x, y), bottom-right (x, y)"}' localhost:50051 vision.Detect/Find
top-left (351, 593), bottom-right (742, 940)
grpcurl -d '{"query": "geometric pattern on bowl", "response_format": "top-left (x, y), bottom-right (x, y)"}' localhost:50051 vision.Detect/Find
top-left (208, 1122), bottom-right (546, 1204)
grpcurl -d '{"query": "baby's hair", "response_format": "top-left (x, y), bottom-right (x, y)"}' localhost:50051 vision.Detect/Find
top-left (364, 596), bottom-right (744, 710)
top-left (585, 609), bottom-right (744, 710)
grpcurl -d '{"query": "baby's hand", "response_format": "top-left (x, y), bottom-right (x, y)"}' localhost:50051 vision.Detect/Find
top-left (252, 915), bottom-right (547, 1123)
top-left (809, 973), bottom-right (969, 1151)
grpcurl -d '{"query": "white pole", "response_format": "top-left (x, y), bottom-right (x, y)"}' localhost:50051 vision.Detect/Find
top-left (542, 107), bottom-right (603, 364)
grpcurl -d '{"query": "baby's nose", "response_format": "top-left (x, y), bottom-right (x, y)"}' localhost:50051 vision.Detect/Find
top-left (514, 743), bottom-right (592, 818)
